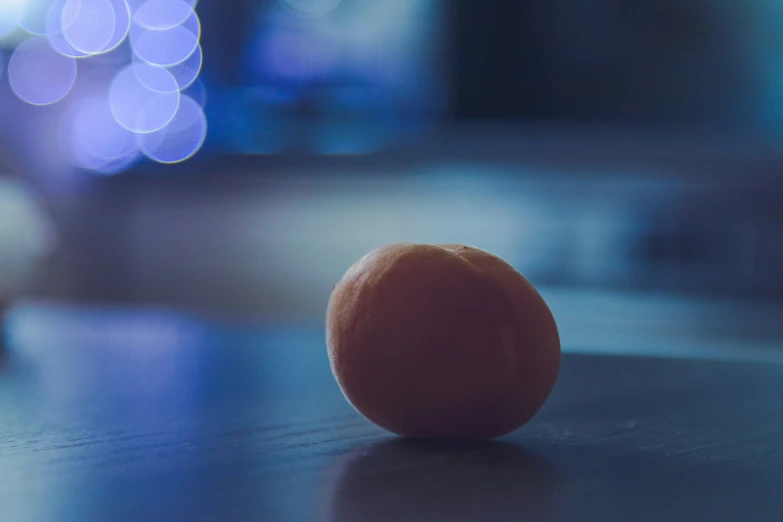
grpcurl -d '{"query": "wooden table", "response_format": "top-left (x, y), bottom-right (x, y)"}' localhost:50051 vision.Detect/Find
top-left (1, 306), bottom-right (782, 522)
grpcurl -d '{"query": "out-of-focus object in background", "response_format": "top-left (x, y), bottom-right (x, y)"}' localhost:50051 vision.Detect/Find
top-left (0, 176), bottom-right (57, 317)
top-left (130, 0), bottom-right (201, 67)
top-left (224, 0), bottom-right (444, 155)
top-left (0, 0), bottom-right (207, 175)
top-left (8, 36), bottom-right (77, 106)
top-left (137, 93), bottom-right (207, 163)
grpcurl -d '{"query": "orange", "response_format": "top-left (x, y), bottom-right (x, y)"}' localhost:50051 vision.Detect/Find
top-left (326, 243), bottom-right (560, 440)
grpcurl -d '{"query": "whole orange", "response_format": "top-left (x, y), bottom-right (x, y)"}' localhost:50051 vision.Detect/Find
top-left (326, 243), bottom-right (560, 440)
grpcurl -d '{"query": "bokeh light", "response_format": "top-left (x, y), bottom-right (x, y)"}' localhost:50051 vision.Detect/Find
top-left (90, 36), bottom-right (133, 66)
top-left (183, 76), bottom-right (206, 106)
top-left (61, 0), bottom-right (117, 54)
top-left (129, 5), bottom-right (199, 66)
top-left (68, 94), bottom-right (139, 169)
top-left (66, 137), bottom-right (135, 173)
top-left (138, 94), bottom-right (206, 163)
top-left (19, 0), bottom-right (57, 36)
top-left (58, 97), bottom-right (142, 175)
top-left (125, 0), bottom-right (196, 15)
top-left (5, 0), bottom-right (207, 173)
top-left (100, 0), bottom-right (132, 54)
top-left (124, 0), bottom-right (145, 13)
top-left (45, 0), bottom-right (130, 57)
top-left (131, 58), bottom-right (179, 92)
top-left (110, 62), bottom-right (180, 133)
top-left (167, 42), bottom-right (201, 89)
top-left (133, 0), bottom-right (191, 29)
top-left (134, 41), bottom-right (200, 91)
top-left (90, 151), bottom-right (140, 174)
top-left (9, 36), bottom-right (78, 105)
top-left (0, 0), bottom-right (25, 39)
top-left (46, 0), bottom-right (90, 58)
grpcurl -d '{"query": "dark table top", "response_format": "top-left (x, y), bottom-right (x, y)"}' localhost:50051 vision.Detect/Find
top-left (1, 304), bottom-right (782, 522)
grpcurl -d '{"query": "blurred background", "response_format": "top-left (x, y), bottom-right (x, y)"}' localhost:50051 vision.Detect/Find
top-left (2, 0), bottom-right (783, 361)
top-left (5, 5), bottom-right (783, 520)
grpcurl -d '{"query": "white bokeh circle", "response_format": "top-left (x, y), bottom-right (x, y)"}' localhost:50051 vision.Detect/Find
top-left (138, 94), bottom-right (206, 163)
top-left (61, 0), bottom-right (117, 55)
top-left (132, 42), bottom-right (201, 92)
top-left (46, 0), bottom-right (130, 57)
top-left (19, 0), bottom-right (57, 36)
top-left (101, 0), bottom-right (132, 54)
top-left (46, 0), bottom-right (89, 58)
top-left (59, 97), bottom-right (141, 173)
top-left (9, 36), bottom-right (78, 105)
top-left (110, 63), bottom-right (180, 133)
top-left (133, 0), bottom-right (192, 29)
top-left (131, 59), bottom-right (179, 92)
top-left (125, 0), bottom-right (198, 15)
top-left (167, 42), bottom-right (201, 90)
top-left (129, 8), bottom-right (200, 66)
top-left (75, 96), bottom-right (138, 161)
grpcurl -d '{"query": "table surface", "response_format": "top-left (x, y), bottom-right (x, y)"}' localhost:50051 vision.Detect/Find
top-left (1, 305), bottom-right (782, 522)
